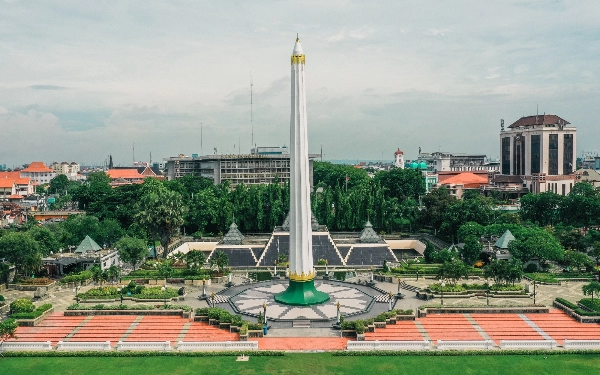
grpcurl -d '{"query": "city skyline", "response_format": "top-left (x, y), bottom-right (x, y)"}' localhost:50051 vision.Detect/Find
top-left (1, 1), bottom-right (599, 168)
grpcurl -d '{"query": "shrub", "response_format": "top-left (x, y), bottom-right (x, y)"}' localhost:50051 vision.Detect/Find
top-left (525, 263), bottom-right (538, 273)
top-left (578, 298), bottom-right (600, 312)
top-left (354, 320), bottom-right (365, 334)
top-left (247, 323), bottom-right (263, 330)
top-left (20, 277), bottom-right (54, 285)
top-left (555, 297), bottom-right (578, 309)
top-left (248, 271), bottom-right (272, 282)
top-left (10, 298), bottom-right (35, 313)
top-left (10, 303), bottom-right (52, 319)
top-left (0, 294), bottom-right (4, 302)
top-left (61, 270), bottom-right (93, 284)
top-left (239, 323), bottom-right (248, 335)
top-left (525, 273), bottom-right (558, 283)
top-left (218, 310), bottom-right (233, 323)
top-left (231, 314), bottom-right (243, 327)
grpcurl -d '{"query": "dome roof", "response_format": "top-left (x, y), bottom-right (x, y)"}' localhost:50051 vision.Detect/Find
top-left (419, 161), bottom-right (428, 169)
top-left (409, 161), bottom-right (418, 169)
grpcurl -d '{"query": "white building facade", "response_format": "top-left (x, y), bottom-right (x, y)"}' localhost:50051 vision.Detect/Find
top-left (500, 114), bottom-right (576, 195)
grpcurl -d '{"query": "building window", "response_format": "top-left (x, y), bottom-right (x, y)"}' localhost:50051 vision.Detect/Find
top-left (513, 135), bottom-right (524, 175)
top-left (501, 137), bottom-right (511, 174)
top-left (549, 134), bottom-right (559, 175)
top-left (563, 134), bottom-right (574, 174)
top-left (530, 135), bottom-right (541, 174)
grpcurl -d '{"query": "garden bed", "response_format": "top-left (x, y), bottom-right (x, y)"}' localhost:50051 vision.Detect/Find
top-left (418, 306), bottom-right (548, 317)
top-left (15, 306), bottom-right (55, 326)
top-left (553, 299), bottom-right (600, 324)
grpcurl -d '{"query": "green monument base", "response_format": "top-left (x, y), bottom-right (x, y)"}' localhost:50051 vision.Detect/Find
top-left (274, 279), bottom-right (330, 306)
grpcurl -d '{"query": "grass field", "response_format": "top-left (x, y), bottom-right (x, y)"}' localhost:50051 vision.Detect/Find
top-left (2, 353), bottom-right (600, 375)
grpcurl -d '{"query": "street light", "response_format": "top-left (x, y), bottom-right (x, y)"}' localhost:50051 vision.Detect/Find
top-left (440, 281), bottom-right (445, 306)
top-left (532, 280), bottom-right (537, 305)
top-left (117, 287), bottom-right (123, 304)
top-left (161, 286), bottom-right (166, 307)
top-left (73, 285), bottom-right (81, 303)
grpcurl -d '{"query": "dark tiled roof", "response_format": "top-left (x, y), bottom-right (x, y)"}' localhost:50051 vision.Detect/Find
top-left (492, 175), bottom-right (523, 183)
top-left (508, 114), bottom-right (570, 129)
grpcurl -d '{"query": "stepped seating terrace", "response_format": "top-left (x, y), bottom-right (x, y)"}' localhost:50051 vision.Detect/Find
top-left (468, 314), bottom-right (543, 344)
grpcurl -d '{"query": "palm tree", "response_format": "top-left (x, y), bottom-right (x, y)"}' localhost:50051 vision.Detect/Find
top-left (210, 251), bottom-right (228, 275)
top-left (107, 265), bottom-right (120, 282)
top-left (186, 250), bottom-right (206, 273)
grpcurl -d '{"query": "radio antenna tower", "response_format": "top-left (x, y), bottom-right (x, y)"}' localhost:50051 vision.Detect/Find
top-left (250, 72), bottom-right (254, 152)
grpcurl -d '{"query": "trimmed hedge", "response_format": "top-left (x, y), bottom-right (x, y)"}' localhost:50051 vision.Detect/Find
top-left (195, 307), bottom-right (245, 327)
top-left (10, 298), bottom-right (35, 313)
top-left (67, 303), bottom-right (193, 312)
top-left (0, 351), bottom-right (285, 357)
top-left (578, 298), bottom-right (600, 312)
top-left (555, 297), bottom-right (600, 316)
top-left (332, 350), bottom-right (600, 357)
top-left (11, 303), bottom-right (52, 319)
top-left (0, 294), bottom-right (4, 301)
top-left (61, 270), bottom-right (93, 284)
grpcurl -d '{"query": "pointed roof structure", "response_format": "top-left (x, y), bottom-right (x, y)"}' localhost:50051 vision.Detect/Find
top-left (74, 235), bottom-right (102, 253)
top-left (282, 211), bottom-right (320, 231)
top-left (222, 222), bottom-right (244, 245)
top-left (359, 221), bottom-right (381, 243)
top-left (494, 230), bottom-right (516, 249)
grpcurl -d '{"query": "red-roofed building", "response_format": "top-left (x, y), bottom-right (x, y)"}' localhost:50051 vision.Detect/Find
top-left (435, 172), bottom-right (489, 198)
top-left (20, 162), bottom-right (56, 184)
top-left (106, 169), bottom-right (144, 187)
top-left (0, 179), bottom-right (17, 200)
top-left (0, 172), bottom-right (34, 198)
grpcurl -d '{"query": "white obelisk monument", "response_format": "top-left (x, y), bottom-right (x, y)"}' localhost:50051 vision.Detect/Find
top-left (275, 36), bottom-right (329, 305)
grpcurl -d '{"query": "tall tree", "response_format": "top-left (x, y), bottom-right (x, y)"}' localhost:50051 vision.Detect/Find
top-left (460, 235), bottom-right (483, 265)
top-left (48, 174), bottom-right (69, 194)
top-left (0, 232), bottom-right (41, 276)
top-left (134, 179), bottom-right (186, 258)
top-left (116, 236), bottom-right (148, 270)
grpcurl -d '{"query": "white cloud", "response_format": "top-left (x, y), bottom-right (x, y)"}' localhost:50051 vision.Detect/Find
top-left (0, 1), bottom-right (599, 166)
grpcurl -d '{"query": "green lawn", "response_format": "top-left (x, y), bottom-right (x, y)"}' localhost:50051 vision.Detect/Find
top-left (2, 353), bottom-right (600, 375)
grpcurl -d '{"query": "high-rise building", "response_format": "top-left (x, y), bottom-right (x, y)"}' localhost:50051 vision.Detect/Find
top-left (499, 114), bottom-right (576, 195)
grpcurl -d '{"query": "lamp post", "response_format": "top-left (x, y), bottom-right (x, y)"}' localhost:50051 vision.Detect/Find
top-left (161, 286), bottom-right (166, 307)
top-left (336, 301), bottom-right (341, 326)
top-left (397, 277), bottom-right (402, 296)
top-left (388, 291), bottom-right (394, 311)
top-left (486, 284), bottom-right (490, 306)
top-left (440, 281), bottom-right (445, 306)
top-left (263, 301), bottom-right (267, 324)
top-left (117, 287), bottom-right (123, 304)
top-left (73, 285), bottom-right (81, 303)
top-left (202, 279), bottom-right (206, 298)
top-left (211, 292), bottom-right (215, 307)
top-left (532, 280), bottom-right (537, 305)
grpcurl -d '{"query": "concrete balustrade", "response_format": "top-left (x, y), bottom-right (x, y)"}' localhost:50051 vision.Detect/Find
top-left (437, 340), bottom-right (495, 350)
top-left (116, 341), bottom-right (172, 351)
top-left (177, 341), bottom-right (258, 351)
top-left (0, 341), bottom-right (52, 351)
top-left (563, 340), bottom-right (600, 349)
top-left (56, 341), bottom-right (112, 351)
top-left (499, 340), bottom-right (556, 349)
top-left (347, 340), bottom-right (430, 351)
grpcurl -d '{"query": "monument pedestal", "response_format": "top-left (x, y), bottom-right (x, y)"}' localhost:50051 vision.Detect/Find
top-left (274, 279), bottom-right (329, 306)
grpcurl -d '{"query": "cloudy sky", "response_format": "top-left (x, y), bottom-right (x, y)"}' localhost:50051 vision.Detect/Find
top-left (1, 0), bottom-right (599, 168)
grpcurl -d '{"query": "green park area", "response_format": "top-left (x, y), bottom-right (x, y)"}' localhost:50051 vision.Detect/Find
top-left (2, 353), bottom-right (600, 375)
